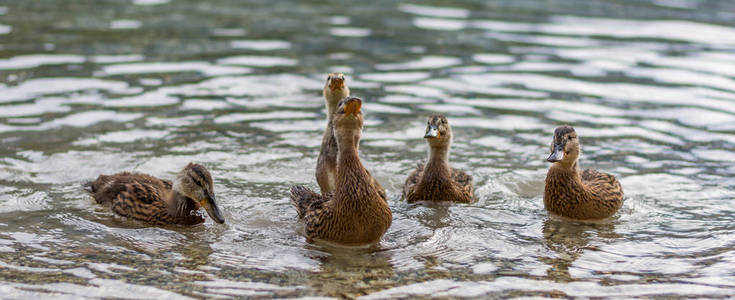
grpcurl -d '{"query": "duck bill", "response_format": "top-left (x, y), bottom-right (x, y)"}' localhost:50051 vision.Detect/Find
top-left (547, 144), bottom-right (564, 163)
top-left (424, 124), bottom-right (439, 138)
top-left (200, 193), bottom-right (225, 224)
top-left (344, 99), bottom-right (361, 116)
top-left (329, 78), bottom-right (344, 90)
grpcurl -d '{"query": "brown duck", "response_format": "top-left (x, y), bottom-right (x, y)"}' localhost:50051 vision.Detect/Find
top-left (544, 126), bottom-right (624, 219)
top-left (403, 114), bottom-right (473, 203)
top-left (315, 73), bottom-right (386, 201)
top-left (316, 72), bottom-right (350, 194)
top-left (83, 163), bottom-right (225, 225)
top-left (291, 97), bottom-right (392, 245)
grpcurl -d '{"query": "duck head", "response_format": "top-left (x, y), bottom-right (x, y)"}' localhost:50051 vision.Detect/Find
top-left (547, 125), bottom-right (580, 168)
top-left (424, 114), bottom-right (452, 149)
top-left (323, 73), bottom-right (350, 111)
top-left (173, 163), bottom-right (225, 224)
top-left (333, 96), bottom-right (363, 148)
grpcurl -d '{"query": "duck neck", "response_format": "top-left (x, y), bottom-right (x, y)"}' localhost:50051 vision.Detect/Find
top-left (547, 161), bottom-right (582, 187)
top-left (425, 144), bottom-right (451, 178)
top-left (558, 159), bottom-right (579, 172)
top-left (324, 88), bottom-right (347, 119)
top-left (335, 133), bottom-right (372, 201)
top-left (321, 119), bottom-right (337, 155)
top-left (322, 97), bottom-right (341, 153)
top-left (337, 134), bottom-right (362, 171)
top-left (166, 190), bottom-right (197, 219)
top-left (326, 102), bottom-right (338, 119)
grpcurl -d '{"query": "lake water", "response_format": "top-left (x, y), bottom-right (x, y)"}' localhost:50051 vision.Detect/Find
top-left (1, 0), bottom-right (735, 298)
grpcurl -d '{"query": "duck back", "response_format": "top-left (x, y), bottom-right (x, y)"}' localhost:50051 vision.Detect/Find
top-left (84, 172), bottom-right (203, 225)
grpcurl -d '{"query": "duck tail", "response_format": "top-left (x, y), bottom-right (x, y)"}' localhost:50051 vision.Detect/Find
top-left (290, 185), bottom-right (322, 219)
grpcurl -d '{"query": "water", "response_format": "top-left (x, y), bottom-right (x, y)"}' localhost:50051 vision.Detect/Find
top-left (1, 0), bottom-right (734, 298)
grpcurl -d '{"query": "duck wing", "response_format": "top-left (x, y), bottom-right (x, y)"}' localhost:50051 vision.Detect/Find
top-left (365, 169), bottom-right (388, 203)
top-left (85, 172), bottom-right (173, 223)
top-left (451, 168), bottom-right (474, 203)
top-left (290, 185), bottom-right (342, 242)
top-left (581, 169), bottom-right (624, 200)
top-left (85, 172), bottom-right (168, 204)
top-left (290, 185), bottom-right (331, 219)
top-left (402, 162), bottom-right (425, 200)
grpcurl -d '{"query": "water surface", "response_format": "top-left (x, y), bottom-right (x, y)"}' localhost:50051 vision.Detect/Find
top-left (1, 0), bottom-right (735, 298)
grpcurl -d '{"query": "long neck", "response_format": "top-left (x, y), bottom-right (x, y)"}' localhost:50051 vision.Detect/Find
top-left (321, 98), bottom-right (340, 156)
top-left (326, 101), bottom-right (338, 120)
top-left (424, 144), bottom-right (451, 179)
top-left (323, 99), bottom-right (339, 148)
top-left (324, 88), bottom-right (348, 120)
top-left (427, 144), bottom-right (449, 166)
top-left (337, 133), bottom-right (362, 172)
top-left (335, 133), bottom-right (372, 201)
top-left (321, 117), bottom-right (337, 151)
top-left (322, 85), bottom-right (350, 119)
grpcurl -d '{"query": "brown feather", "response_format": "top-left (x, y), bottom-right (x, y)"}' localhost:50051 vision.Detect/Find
top-left (404, 163), bottom-right (474, 203)
top-left (316, 73), bottom-right (349, 194)
top-left (544, 166), bottom-right (623, 219)
top-left (293, 97), bottom-right (391, 245)
top-left (85, 171), bottom-right (204, 225)
top-left (315, 75), bottom-right (386, 202)
top-left (403, 115), bottom-right (474, 203)
top-left (543, 126), bottom-right (624, 219)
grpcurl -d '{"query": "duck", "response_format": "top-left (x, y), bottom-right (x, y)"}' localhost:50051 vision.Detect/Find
top-left (83, 162), bottom-right (225, 225)
top-left (291, 97), bottom-right (392, 245)
top-left (544, 125), bottom-right (624, 219)
top-left (403, 114), bottom-right (473, 203)
top-left (316, 72), bottom-right (350, 194)
top-left (315, 73), bottom-right (386, 201)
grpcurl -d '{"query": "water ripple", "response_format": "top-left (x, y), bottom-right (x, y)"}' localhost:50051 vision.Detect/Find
top-left (1, 0), bottom-right (735, 298)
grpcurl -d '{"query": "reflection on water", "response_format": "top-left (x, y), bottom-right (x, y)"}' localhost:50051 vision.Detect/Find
top-left (2, 0), bottom-right (735, 298)
top-left (541, 218), bottom-right (619, 283)
top-left (306, 247), bottom-right (395, 299)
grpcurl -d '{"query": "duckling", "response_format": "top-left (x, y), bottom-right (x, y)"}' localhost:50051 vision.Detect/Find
top-left (315, 73), bottom-right (386, 201)
top-left (316, 72), bottom-right (349, 194)
top-left (403, 114), bottom-right (473, 203)
top-left (544, 126), bottom-right (623, 219)
top-left (291, 97), bottom-right (392, 245)
top-left (83, 162), bottom-right (225, 225)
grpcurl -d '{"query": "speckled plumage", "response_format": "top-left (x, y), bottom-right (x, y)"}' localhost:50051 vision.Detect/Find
top-left (543, 126), bottom-right (624, 219)
top-left (292, 97), bottom-right (392, 245)
top-left (403, 114), bottom-right (473, 203)
top-left (83, 163), bottom-right (225, 225)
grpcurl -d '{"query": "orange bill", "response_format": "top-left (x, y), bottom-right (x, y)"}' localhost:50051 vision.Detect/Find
top-left (329, 77), bottom-right (344, 90)
top-left (344, 99), bottom-right (362, 115)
